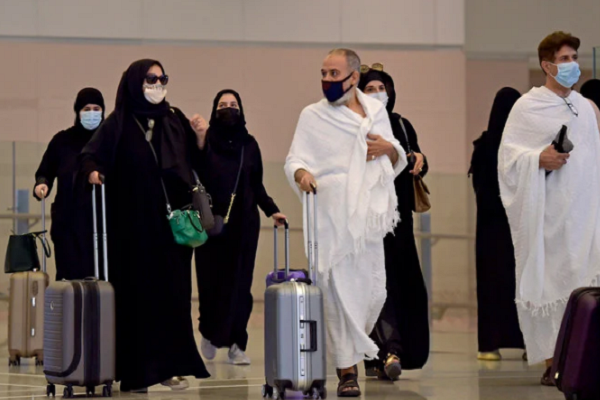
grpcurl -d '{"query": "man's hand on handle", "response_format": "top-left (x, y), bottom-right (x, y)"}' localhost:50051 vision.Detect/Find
top-left (540, 145), bottom-right (569, 171)
top-left (295, 169), bottom-right (317, 193)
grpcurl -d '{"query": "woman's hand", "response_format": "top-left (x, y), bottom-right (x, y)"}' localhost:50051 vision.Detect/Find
top-left (190, 114), bottom-right (208, 149)
top-left (272, 213), bottom-right (287, 227)
top-left (410, 152), bottom-right (425, 175)
top-left (35, 184), bottom-right (48, 199)
top-left (89, 171), bottom-right (103, 185)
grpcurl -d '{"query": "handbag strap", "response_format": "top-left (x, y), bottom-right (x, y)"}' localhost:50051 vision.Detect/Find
top-left (224, 147), bottom-right (245, 224)
top-left (397, 117), bottom-right (412, 154)
top-left (134, 117), bottom-right (173, 215)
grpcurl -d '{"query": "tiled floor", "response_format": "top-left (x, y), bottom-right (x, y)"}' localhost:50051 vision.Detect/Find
top-left (0, 300), bottom-right (562, 400)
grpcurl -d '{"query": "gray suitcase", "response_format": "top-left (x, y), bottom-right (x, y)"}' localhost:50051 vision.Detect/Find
top-left (8, 193), bottom-right (49, 366)
top-left (263, 190), bottom-right (327, 400)
top-left (43, 184), bottom-right (115, 398)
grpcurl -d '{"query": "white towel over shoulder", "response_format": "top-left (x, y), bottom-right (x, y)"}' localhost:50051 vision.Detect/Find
top-left (284, 90), bottom-right (406, 281)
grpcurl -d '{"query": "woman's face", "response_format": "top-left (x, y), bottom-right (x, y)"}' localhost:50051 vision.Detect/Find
top-left (217, 93), bottom-right (239, 110)
top-left (81, 104), bottom-right (102, 113)
top-left (363, 80), bottom-right (386, 95)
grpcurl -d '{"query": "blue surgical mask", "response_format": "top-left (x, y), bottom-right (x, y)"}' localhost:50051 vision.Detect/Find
top-left (322, 73), bottom-right (354, 103)
top-left (551, 61), bottom-right (581, 88)
top-left (80, 110), bottom-right (102, 130)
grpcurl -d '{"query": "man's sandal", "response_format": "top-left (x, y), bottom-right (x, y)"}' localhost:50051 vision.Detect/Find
top-left (336, 367), bottom-right (361, 397)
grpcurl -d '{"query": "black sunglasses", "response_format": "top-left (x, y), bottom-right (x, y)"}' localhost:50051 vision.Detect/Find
top-left (145, 74), bottom-right (169, 85)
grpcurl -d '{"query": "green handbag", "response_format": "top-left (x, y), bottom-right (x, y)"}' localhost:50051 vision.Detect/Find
top-left (136, 116), bottom-right (208, 248)
top-left (167, 207), bottom-right (208, 248)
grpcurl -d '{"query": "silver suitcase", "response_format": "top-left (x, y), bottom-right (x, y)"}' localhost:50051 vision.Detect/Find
top-left (44, 184), bottom-right (115, 398)
top-left (263, 190), bottom-right (327, 400)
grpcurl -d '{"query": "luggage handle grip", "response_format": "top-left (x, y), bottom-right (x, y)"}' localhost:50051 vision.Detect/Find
top-left (273, 219), bottom-right (290, 277)
top-left (92, 183), bottom-right (109, 281)
top-left (300, 320), bottom-right (317, 352)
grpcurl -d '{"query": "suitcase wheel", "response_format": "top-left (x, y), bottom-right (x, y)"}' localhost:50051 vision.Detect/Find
top-left (272, 386), bottom-right (285, 400)
top-left (36, 358), bottom-right (44, 367)
top-left (261, 384), bottom-right (273, 398)
top-left (8, 356), bottom-right (20, 367)
top-left (102, 384), bottom-right (113, 398)
top-left (319, 387), bottom-right (327, 399)
top-left (63, 385), bottom-right (74, 398)
top-left (46, 384), bottom-right (56, 398)
top-left (86, 386), bottom-right (95, 397)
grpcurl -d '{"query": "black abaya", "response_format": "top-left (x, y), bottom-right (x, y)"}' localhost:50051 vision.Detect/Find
top-left (370, 115), bottom-right (430, 370)
top-left (33, 88), bottom-right (105, 280)
top-left (78, 59), bottom-right (209, 390)
top-left (194, 89), bottom-right (279, 352)
top-left (470, 87), bottom-right (524, 353)
top-left (359, 69), bottom-right (430, 371)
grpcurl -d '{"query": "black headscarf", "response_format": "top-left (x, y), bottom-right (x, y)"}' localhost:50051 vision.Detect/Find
top-left (581, 79), bottom-right (600, 110)
top-left (115, 59), bottom-right (170, 119)
top-left (470, 87), bottom-right (521, 192)
top-left (80, 59), bottom-right (193, 186)
top-left (358, 69), bottom-right (396, 113)
top-left (73, 87), bottom-right (105, 127)
top-left (486, 87), bottom-right (521, 146)
top-left (207, 89), bottom-right (250, 153)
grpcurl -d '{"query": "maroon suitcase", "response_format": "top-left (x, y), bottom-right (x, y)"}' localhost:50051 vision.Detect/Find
top-left (551, 288), bottom-right (600, 400)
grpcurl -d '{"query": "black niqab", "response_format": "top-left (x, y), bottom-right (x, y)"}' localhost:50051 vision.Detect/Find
top-left (581, 79), bottom-right (600, 110)
top-left (358, 69), bottom-right (396, 113)
top-left (207, 89), bottom-right (250, 153)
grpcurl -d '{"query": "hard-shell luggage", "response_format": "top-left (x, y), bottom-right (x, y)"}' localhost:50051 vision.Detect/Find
top-left (263, 189), bottom-right (327, 400)
top-left (8, 190), bottom-right (50, 366)
top-left (44, 184), bottom-right (115, 398)
top-left (551, 287), bottom-right (600, 400)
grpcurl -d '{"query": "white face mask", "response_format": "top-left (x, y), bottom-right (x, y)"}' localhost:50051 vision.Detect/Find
top-left (80, 110), bottom-right (102, 130)
top-left (368, 91), bottom-right (389, 107)
top-left (143, 84), bottom-right (167, 104)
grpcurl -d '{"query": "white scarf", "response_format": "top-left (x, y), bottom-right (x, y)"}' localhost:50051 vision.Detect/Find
top-left (284, 90), bottom-right (406, 280)
top-left (498, 86), bottom-right (600, 315)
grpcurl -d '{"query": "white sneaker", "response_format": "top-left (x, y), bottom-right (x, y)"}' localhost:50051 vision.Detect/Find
top-left (201, 338), bottom-right (217, 360)
top-left (228, 344), bottom-right (251, 365)
top-left (161, 376), bottom-right (189, 391)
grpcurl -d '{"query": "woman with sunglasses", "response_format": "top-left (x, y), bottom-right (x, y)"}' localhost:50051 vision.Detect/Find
top-left (193, 89), bottom-right (286, 366)
top-left (33, 88), bottom-right (105, 280)
top-left (357, 64), bottom-right (430, 380)
top-left (78, 59), bottom-right (210, 392)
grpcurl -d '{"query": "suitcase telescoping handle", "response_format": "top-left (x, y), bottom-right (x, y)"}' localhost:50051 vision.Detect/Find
top-left (305, 185), bottom-right (318, 284)
top-left (41, 189), bottom-right (47, 274)
top-left (92, 175), bottom-right (109, 281)
top-left (273, 219), bottom-right (290, 278)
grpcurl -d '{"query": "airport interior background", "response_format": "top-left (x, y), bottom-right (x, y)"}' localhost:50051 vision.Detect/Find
top-left (0, 1), bottom-right (599, 399)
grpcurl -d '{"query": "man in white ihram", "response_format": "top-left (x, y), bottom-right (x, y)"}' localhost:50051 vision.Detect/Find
top-left (284, 49), bottom-right (407, 397)
top-left (498, 31), bottom-right (600, 386)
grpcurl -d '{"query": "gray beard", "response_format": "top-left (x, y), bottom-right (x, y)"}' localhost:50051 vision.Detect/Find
top-left (329, 87), bottom-right (354, 107)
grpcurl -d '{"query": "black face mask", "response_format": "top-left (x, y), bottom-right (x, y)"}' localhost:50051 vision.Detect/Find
top-left (216, 107), bottom-right (241, 127)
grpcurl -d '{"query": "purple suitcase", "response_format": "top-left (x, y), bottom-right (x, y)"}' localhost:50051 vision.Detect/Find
top-left (551, 287), bottom-right (600, 400)
top-left (265, 221), bottom-right (310, 287)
